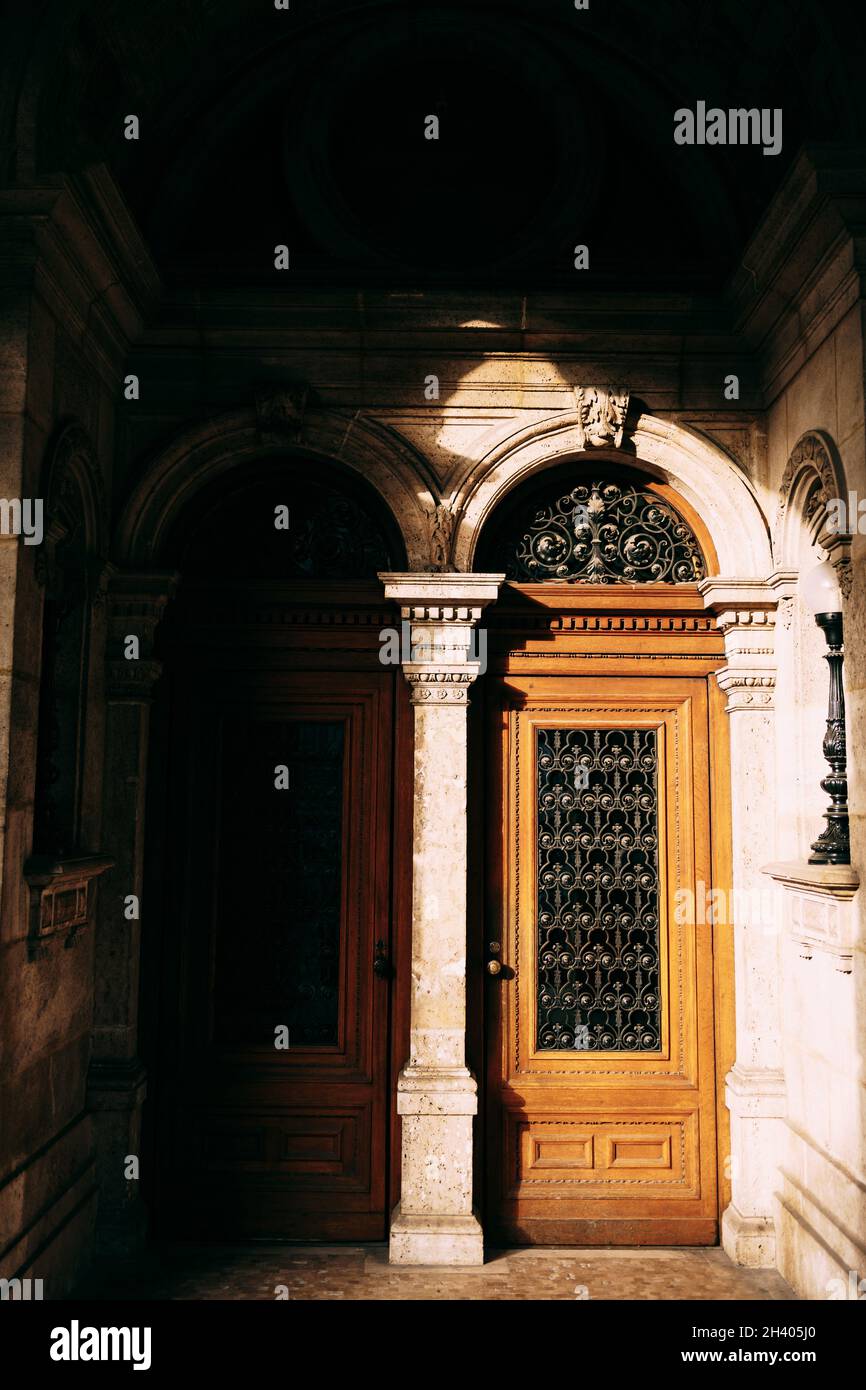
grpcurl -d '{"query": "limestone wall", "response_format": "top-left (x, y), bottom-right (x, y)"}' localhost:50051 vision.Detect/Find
top-left (764, 282), bottom-right (866, 1301)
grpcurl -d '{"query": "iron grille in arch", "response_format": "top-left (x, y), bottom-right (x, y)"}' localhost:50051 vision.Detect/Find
top-left (501, 480), bottom-right (706, 583)
top-left (536, 727), bottom-right (661, 1051)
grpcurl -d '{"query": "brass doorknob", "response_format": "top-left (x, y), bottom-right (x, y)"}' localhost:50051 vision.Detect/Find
top-left (486, 959), bottom-right (502, 976)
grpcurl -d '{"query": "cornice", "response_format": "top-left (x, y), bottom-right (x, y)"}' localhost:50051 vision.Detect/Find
top-left (727, 145), bottom-right (866, 403)
top-left (0, 164), bottom-right (161, 376)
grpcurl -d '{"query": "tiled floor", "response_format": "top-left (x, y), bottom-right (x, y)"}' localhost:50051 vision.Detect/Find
top-left (79, 1244), bottom-right (796, 1301)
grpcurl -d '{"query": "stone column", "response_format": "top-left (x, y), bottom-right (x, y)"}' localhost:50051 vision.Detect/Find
top-left (700, 578), bottom-right (786, 1267)
top-left (379, 573), bottom-right (503, 1266)
top-left (86, 569), bottom-right (177, 1253)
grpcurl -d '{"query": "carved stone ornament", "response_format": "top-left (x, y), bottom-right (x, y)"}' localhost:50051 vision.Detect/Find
top-left (573, 385), bottom-right (630, 449)
top-left (254, 383), bottom-right (309, 435)
top-left (427, 501), bottom-right (456, 572)
top-left (778, 433), bottom-right (839, 512)
top-left (404, 670), bottom-right (476, 705)
top-left (835, 557), bottom-right (853, 601)
top-left (775, 431), bottom-right (851, 569)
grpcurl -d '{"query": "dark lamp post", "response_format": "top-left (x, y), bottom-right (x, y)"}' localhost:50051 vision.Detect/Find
top-left (801, 560), bottom-right (849, 865)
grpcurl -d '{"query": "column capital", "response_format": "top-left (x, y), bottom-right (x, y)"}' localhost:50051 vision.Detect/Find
top-left (378, 571), bottom-right (504, 620)
top-left (698, 576), bottom-right (780, 633)
top-left (404, 670), bottom-right (478, 706)
top-left (379, 573), bottom-right (504, 705)
top-left (698, 577), bottom-right (780, 712)
top-left (104, 568), bottom-right (179, 701)
top-left (105, 566), bottom-right (179, 619)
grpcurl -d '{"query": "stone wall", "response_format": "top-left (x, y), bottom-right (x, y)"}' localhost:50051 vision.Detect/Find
top-left (0, 175), bottom-right (151, 1295)
top-left (748, 154), bottom-right (866, 1299)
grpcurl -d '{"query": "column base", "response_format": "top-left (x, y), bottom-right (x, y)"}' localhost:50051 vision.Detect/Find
top-left (388, 1204), bottom-right (484, 1266)
top-left (721, 1203), bottom-right (777, 1269)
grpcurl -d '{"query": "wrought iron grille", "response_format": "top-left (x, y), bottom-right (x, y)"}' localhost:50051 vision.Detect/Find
top-left (501, 480), bottom-right (706, 583)
top-left (536, 727), bottom-right (661, 1051)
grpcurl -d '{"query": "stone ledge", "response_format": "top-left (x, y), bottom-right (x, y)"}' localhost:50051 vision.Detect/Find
top-left (23, 852), bottom-right (115, 961)
top-left (763, 860), bottom-right (860, 899)
top-left (763, 860), bottom-right (860, 972)
top-left (725, 1064), bottom-right (786, 1118)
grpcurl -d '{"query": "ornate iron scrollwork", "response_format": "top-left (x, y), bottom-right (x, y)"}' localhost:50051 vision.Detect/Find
top-left (536, 727), bottom-right (661, 1051)
top-left (286, 486), bottom-right (393, 579)
top-left (502, 480), bottom-right (706, 583)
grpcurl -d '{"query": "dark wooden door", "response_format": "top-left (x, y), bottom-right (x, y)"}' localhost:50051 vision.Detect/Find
top-left (156, 663), bottom-right (394, 1239)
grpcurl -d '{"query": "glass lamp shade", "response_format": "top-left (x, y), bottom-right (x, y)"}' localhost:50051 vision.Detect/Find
top-left (801, 559), bottom-right (843, 616)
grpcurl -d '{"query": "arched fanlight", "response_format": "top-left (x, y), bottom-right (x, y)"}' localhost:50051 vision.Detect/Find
top-left (489, 476), bottom-right (707, 584)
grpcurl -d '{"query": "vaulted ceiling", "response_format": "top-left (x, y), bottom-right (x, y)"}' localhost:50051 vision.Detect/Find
top-left (3, 0), bottom-right (864, 289)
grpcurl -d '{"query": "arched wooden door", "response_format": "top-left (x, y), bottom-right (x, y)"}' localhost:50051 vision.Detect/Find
top-left (141, 465), bottom-right (411, 1240)
top-left (476, 470), bottom-right (734, 1245)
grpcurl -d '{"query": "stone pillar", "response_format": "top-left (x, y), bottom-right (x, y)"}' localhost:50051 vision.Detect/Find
top-left (86, 569), bottom-right (176, 1253)
top-left (379, 573), bottom-right (503, 1266)
top-left (700, 578), bottom-right (785, 1267)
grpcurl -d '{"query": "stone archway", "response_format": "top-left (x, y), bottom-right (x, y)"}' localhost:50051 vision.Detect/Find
top-left (114, 399), bottom-right (433, 570)
top-left (380, 405), bottom-right (792, 1267)
top-left (450, 410), bottom-right (772, 577)
top-left (96, 400), bottom-right (432, 1250)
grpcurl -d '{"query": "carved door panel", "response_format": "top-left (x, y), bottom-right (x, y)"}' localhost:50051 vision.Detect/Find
top-left (486, 675), bottom-right (719, 1245)
top-left (157, 670), bottom-right (393, 1239)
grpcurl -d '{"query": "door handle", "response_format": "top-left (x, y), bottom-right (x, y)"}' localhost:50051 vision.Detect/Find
top-left (486, 940), bottom-right (502, 976)
top-left (373, 939), bottom-right (391, 980)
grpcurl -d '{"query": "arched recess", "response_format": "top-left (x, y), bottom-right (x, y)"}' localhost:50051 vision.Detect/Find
top-left (22, 419), bottom-right (113, 963)
top-left (774, 429), bottom-right (852, 586)
top-left (32, 420), bottom-right (108, 857)
top-left (114, 404), bottom-right (432, 570)
top-left (772, 430), bottom-right (851, 860)
top-left (452, 412), bottom-right (772, 578)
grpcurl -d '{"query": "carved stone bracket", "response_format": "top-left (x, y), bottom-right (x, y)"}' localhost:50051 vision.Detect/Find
top-left (23, 852), bottom-right (115, 961)
top-left (763, 862), bottom-right (860, 973)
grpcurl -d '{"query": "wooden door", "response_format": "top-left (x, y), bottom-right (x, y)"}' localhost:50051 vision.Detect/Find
top-left (486, 674), bottom-right (720, 1245)
top-left (156, 667), bottom-right (393, 1240)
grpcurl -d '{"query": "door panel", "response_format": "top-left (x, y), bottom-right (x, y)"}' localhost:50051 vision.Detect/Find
top-left (486, 675), bottom-right (718, 1245)
top-left (159, 671), bottom-right (393, 1239)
